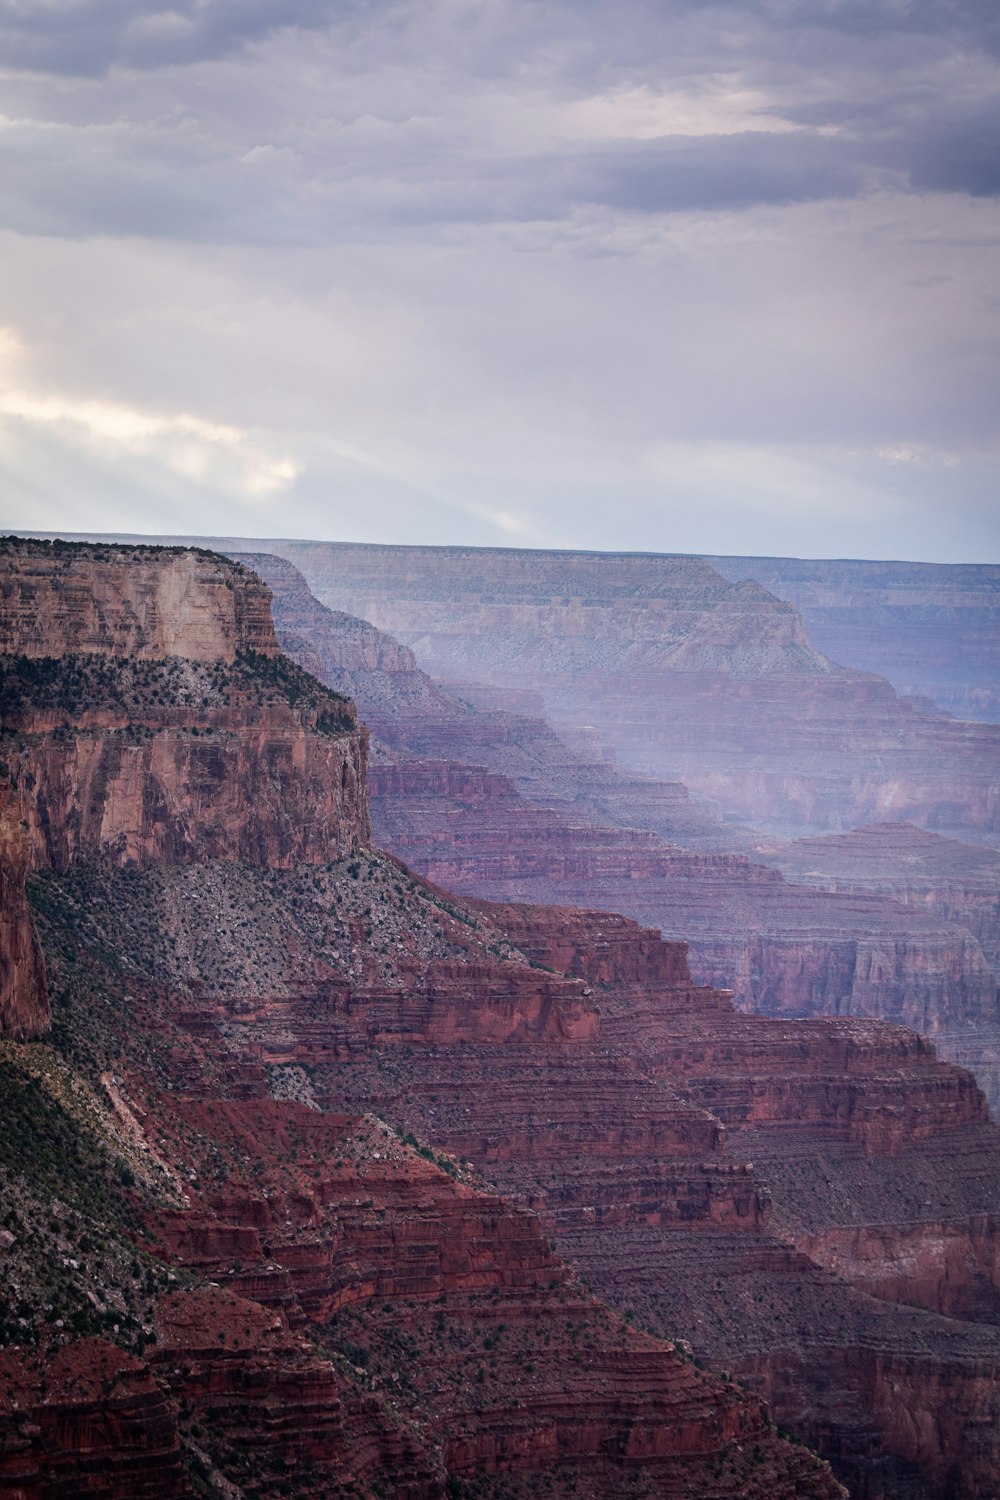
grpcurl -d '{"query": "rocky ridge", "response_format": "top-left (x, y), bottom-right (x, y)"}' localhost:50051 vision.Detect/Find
top-left (709, 555), bottom-right (1000, 724)
top-left (268, 540), bottom-right (1000, 844)
top-left (227, 555), bottom-right (998, 1071)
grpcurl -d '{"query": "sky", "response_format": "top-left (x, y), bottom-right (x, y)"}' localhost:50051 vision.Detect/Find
top-left (0, 0), bottom-right (998, 561)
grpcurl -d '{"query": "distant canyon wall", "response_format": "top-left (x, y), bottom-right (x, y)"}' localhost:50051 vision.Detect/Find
top-left (709, 554), bottom-right (1000, 724)
top-left (267, 541), bottom-right (1000, 844)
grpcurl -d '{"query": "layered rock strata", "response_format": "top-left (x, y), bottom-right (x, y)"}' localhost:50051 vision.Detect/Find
top-left (709, 555), bottom-right (1000, 724)
top-left (368, 759), bottom-right (999, 1041)
top-left (0, 539), bottom-right (369, 1035)
top-left (0, 769), bottom-right (46, 1036)
top-left (267, 540), bottom-right (1000, 842)
top-left (73, 847), bottom-right (999, 1499)
top-left (757, 822), bottom-right (1000, 1112)
top-left (234, 549), bottom-right (729, 848)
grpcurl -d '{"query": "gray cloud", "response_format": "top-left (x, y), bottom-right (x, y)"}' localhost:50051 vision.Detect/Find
top-left (0, 0), bottom-right (998, 561)
top-left (0, 0), bottom-right (371, 76)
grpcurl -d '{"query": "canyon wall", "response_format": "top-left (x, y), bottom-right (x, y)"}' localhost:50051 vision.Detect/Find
top-left (0, 538), bottom-right (369, 1037)
top-left (234, 549), bottom-right (730, 849)
top-left (93, 850), bottom-right (1000, 1499)
top-left (709, 555), bottom-right (1000, 724)
top-left (0, 536), bottom-right (281, 662)
top-left (221, 552), bottom-right (1000, 1087)
top-left (367, 759), bottom-right (999, 1041)
top-left (267, 540), bottom-right (1000, 843)
top-left (0, 768), bottom-right (47, 1036)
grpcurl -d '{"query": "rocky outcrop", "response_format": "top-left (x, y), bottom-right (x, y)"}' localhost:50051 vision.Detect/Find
top-left (0, 536), bottom-right (281, 662)
top-left (0, 540), bottom-right (369, 1037)
top-left (8, 704), bottom-right (367, 873)
top-left (269, 540), bottom-right (1000, 842)
top-left (0, 1338), bottom-right (189, 1497)
top-left (368, 759), bottom-right (999, 1039)
top-left (0, 769), bottom-right (46, 1036)
top-left (709, 554), bottom-right (1000, 724)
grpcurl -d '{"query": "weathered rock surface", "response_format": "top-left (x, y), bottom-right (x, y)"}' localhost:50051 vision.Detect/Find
top-left (757, 823), bottom-right (1000, 975)
top-left (69, 846), bottom-right (996, 1499)
top-left (368, 758), bottom-right (999, 1040)
top-left (0, 769), bottom-right (47, 1036)
top-left (756, 822), bottom-right (1000, 1112)
top-left (709, 555), bottom-right (1000, 724)
top-left (0, 536), bottom-right (281, 662)
top-left (0, 1338), bottom-right (189, 1497)
top-left (0, 538), bottom-right (369, 1036)
top-left (268, 540), bottom-right (1000, 842)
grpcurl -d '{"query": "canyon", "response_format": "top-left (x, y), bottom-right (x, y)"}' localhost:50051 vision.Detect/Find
top-left (259, 540), bottom-right (1000, 844)
top-left (2, 536), bottom-right (1000, 1497)
top-left (225, 550), bottom-right (1000, 1107)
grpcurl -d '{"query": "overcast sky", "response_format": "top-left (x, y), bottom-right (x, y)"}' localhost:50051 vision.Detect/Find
top-left (1, 0), bottom-right (998, 561)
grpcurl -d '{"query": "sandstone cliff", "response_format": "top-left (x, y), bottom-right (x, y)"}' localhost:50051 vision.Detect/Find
top-left (0, 536), bottom-right (281, 662)
top-left (0, 538), bottom-right (369, 1037)
top-left (0, 768), bottom-right (47, 1036)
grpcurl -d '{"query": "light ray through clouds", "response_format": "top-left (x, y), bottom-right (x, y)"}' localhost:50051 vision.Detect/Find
top-left (0, 0), bottom-right (998, 558)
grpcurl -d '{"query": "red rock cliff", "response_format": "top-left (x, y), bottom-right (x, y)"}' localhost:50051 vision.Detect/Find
top-left (0, 538), bottom-right (370, 1035)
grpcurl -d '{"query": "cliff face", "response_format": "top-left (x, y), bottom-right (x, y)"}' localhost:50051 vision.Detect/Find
top-left (709, 554), bottom-right (1000, 724)
top-left (0, 538), bottom-right (369, 1037)
top-left (270, 540), bottom-right (1000, 843)
top-left (755, 822), bottom-right (1000, 1113)
top-left (0, 537), bottom-right (281, 662)
top-left (0, 769), bottom-right (47, 1036)
top-left (368, 760), bottom-right (1000, 1041)
top-left (64, 852), bottom-right (997, 1500)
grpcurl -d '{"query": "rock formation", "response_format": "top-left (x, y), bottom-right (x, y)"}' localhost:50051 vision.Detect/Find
top-left (216, 551), bottom-right (1000, 1102)
top-left (62, 850), bottom-right (996, 1500)
top-left (264, 540), bottom-right (1000, 843)
top-left (0, 767), bottom-right (47, 1036)
top-left (709, 555), bottom-right (1000, 724)
top-left (234, 549), bottom-right (730, 849)
top-left (0, 538), bottom-right (368, 1037)
top-left (756, 822), bottom-right (1000, 1112)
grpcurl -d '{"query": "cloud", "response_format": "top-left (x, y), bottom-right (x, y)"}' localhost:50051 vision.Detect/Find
top-left (0, 0), bottom-right (998, 560)
top-left (0, 0), bottom-right (367, 77)
top-left (0, 327), bottom-right (300, 501)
